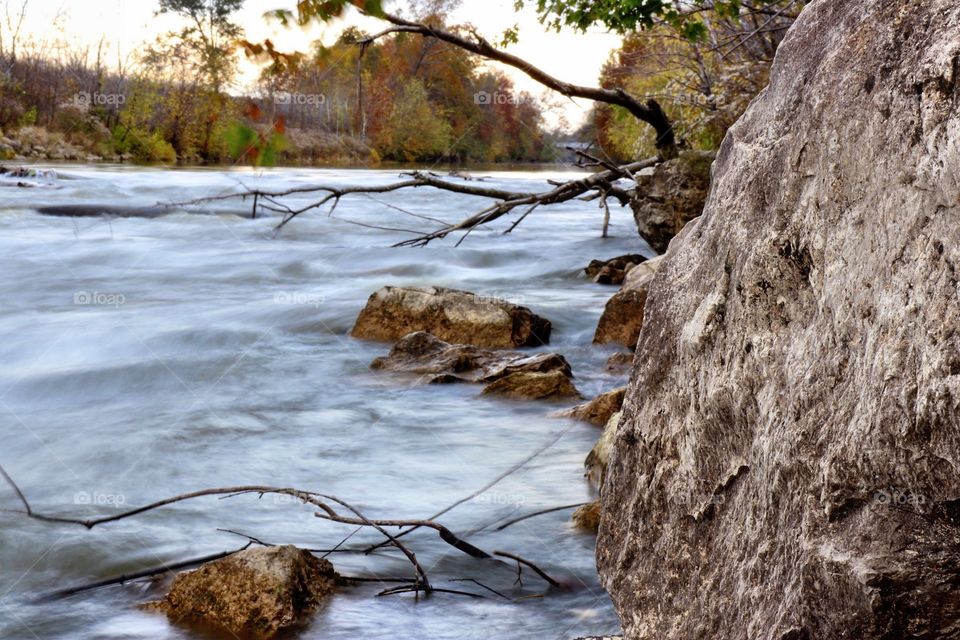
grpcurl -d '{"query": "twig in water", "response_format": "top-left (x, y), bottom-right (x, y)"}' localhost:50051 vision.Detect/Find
top-left (493, 550), bottom-right (561, 589)
top-left (495, 503), bottom-right (588, 531)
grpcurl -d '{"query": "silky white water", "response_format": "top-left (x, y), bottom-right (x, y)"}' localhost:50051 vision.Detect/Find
top-left (0, 164), bottom-right (650, 640)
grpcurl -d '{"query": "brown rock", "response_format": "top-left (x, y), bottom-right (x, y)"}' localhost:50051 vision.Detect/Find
top-left (554, 387), bottom-right (626, 427)
top-left (585, 411), bottom-right (620, 491)
top-left (351, 286), bottom-right (551, 348)
top-left (572, 501), bottom-right (602, 533)
top-left (593, 256), bottom-right (664, 348)
top-left (371, 331), bottom-right (572, 383)
top-left (630, 150), bottom-right (714, 253)
top-left (585, 254), bottom-right (647, 285)
top-left (482, 370), bottom-right (581, 401)
top-left (600, 2), bottom-right (960, 639)
top-left (605, 352), bottom-right (634, 373)
top-left (145, 545), bottom-right (338, 639)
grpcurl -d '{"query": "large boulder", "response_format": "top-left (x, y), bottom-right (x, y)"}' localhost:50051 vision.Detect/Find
top-left (371, 331), bottom-right (572, 383)
top-left (593, 256), bottom-right (664, 348)
top-left (351, 286), bottom-right (551, 348)
top-left (631, 150), bottom-right (714, 253)
top-left (599, 2), bottom-right (960, 639)
top-left (145, 545), bottom-right (338, 638)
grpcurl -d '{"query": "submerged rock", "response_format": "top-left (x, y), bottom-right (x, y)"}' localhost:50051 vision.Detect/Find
top-left (145, 545), bottom-right (338, 639)
top-left (553, 387), bottom-right (626, 427)
top-left (585, 411), bottom-right (619, 491)
top-left (371, 331), bottom-right (571, 383)
top-left (585, 254), bottom-right (647, 285)
top-left (482, 370), bottom-right (581, 401)
top-left (351, 286), bottom-right (552, 348)
top-left (571, 501), bottom-right (601, 533)
top-left (630, 150), bottom-right (714, 253)
top-left (593, 256), bottom-right (664, 348)
top-left (604, 352), bottom-right (634, 373)
top-left (600, 2), bottom-right (960, 639)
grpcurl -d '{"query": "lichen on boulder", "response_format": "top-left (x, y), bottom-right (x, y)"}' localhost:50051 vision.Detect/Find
top-left (599, 2), bottom-right (960, 638)
top-left (144, 545), bottom-right (338, 639)
top-left (481, 369), bottom-right (581, 401)
top-left (351, 286), bottom-right (551, 348)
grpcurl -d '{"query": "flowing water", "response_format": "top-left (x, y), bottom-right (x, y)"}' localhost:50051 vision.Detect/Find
top-left (0, 165), bottom-right (652, 640)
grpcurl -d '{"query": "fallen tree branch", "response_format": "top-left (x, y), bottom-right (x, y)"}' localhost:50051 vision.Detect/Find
top-left (493, 551), bottom-right (562, 589)
top-left (494, 503), bottom-right (589, 531)
top-left (37, 544), bottom-right (253, 601)
top-left (357, 12), bottom-right (678, 152)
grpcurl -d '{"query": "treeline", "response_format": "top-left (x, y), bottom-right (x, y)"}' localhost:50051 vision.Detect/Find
top-left (580, 0), bottom-right (804, 161)
top-left (0, 5), bottom-right (554, 165)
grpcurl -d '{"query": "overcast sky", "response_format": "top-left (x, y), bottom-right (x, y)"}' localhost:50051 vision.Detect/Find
top-left (11, 0), bottom-right (623, 128)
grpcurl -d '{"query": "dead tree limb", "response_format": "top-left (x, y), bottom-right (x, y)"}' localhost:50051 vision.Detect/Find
top-left (493, 551), bottom-right (562, 589)
top-left (357, 12), bottom-right (678, 153)
top-left (494, 503), bottom-right (589, 531)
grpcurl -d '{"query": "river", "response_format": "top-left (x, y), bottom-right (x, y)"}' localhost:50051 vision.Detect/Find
top-left (0, 164), bottom-right (651, 640)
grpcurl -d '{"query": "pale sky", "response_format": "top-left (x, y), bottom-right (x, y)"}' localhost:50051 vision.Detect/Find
top-left (10, 0), bottom-right (623, 129)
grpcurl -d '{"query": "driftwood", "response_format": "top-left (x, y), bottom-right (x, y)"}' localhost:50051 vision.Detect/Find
top-left (173, 157), bottom-right (658, 245)
top-left (1, 465), bottom-right (564, 599)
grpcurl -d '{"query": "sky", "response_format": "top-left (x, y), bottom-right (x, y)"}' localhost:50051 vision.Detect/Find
top-left (8, 0), bottom-right (624, 128)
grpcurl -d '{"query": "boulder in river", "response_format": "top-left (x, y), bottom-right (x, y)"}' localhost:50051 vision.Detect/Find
top-left (630, 150), bottom-right (714, 253)
top-left (351, 286), bottom-right (552, 348)
top-left (593, 256), bottom-right (664, 348)
top-left (481, 370), bottom-right (581, 401)
top-left (585, 411), bottom-right (619, 491)
top-left (371, 330), bottom-right (572, 383)
top-left (553, 387), bottom-right (626, 427)
top-left (571, 501), bottom-right (601, 534)
top-left (144, 545), bottom-right (338, 639)
top-left (599, 2), bottom-right (960, 638)
top-left (584, 254), bottom-right (647, 285)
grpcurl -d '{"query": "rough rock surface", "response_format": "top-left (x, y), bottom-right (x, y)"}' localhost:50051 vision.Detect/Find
top-left (599, 2), bottom-right (960, 639)
top-left (593, 256), bottom-right (664, 348)
top-left (605, 352), bottom-right (634, 373)
top-left (351, 286), bottom-right (551, 348)
top-left (554, 387), bottom-right (626, 427)
top-left (371, 331), bottom-right (571, 383)
top-left (585, 254), bottom-right (647, 285)
top-left (631, 150), bottom-right (713, 253)
top-left (481, 370), bottom-right (581, 401)
top-left (145, 545), bottom-right (338, 638)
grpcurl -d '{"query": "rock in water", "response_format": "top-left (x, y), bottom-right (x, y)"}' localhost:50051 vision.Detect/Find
top-left (145, 545), bottom-right (338, 638)
top-left (482, 370), bottom-right (581, 401)
top-left (585, 254), bottom-right (648, 285)
top-left (630, 150), bottom-right (713, 253)
top-left (572, 501), bottom-right (602, 533)
top-left (593, 256), bottom-right (664, 348)
top-left (351, 286), bottom-right (552, 348)
top-left (371, 331), bottom-right (572, 383)
top-left (554, 387), bottom-right (626, 427)
top-left (599, 2), bottom-right (960, 639)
